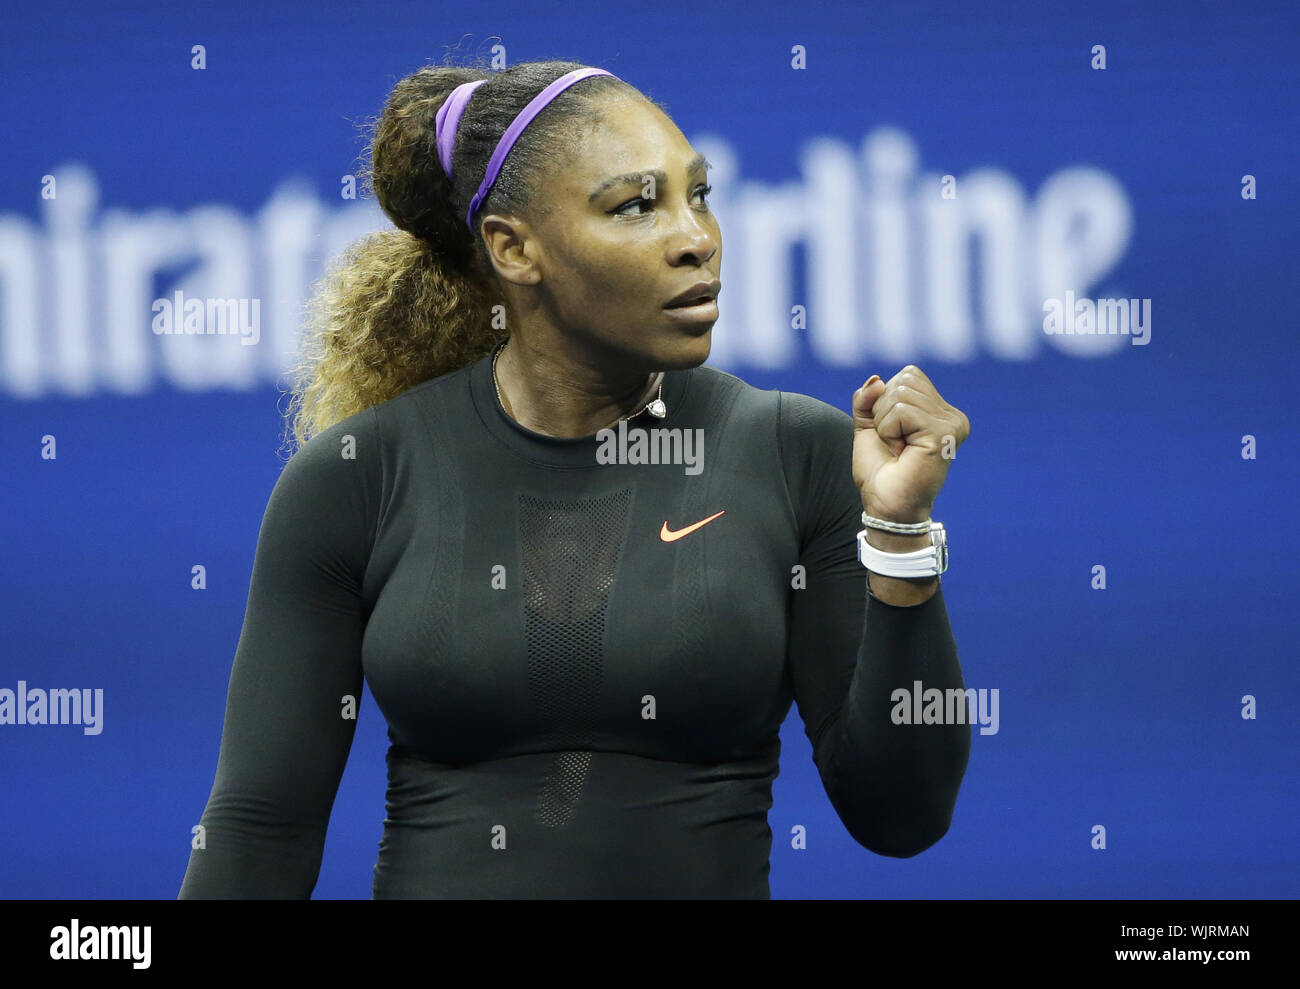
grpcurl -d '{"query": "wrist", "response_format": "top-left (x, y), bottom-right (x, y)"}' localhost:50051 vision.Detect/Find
top-left (868, 570), bottom-right (939, 606)
top-left (857, 507), bottom-right (946, 600)
top-left (861, 502), bottom-right (934, 525)
top-left (860, 504), bottom-right (935, 552)
top-left (863, 528), bottom-right (933, 553)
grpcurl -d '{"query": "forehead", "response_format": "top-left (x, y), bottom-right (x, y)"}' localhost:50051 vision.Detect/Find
top-left (556, 96), bottom-right (691, 184)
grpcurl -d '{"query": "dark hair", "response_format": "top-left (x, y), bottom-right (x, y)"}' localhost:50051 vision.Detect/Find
top-left (280, 58), bottom-right (647, 454)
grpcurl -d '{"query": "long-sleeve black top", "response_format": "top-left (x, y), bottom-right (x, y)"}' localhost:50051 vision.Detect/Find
top-left (179, 347), bottom-right (970, 898)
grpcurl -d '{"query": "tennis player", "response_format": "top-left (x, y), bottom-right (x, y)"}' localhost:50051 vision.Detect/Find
top-left (179, 59), bottom-right (972, 899)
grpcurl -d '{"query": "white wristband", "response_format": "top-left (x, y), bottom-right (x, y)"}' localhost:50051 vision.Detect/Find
top-left (857, 522), bottom-right (948, 578)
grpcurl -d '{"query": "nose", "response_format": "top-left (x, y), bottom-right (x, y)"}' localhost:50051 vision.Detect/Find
top-left (668, 209), bottom-right (719, 267)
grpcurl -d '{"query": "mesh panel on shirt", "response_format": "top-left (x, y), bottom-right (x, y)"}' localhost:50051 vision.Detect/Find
top-left (519, 489), bottom-right (631, 828)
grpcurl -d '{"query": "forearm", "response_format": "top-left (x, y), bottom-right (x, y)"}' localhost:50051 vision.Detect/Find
top-left (824, 581), bottom-right (971, 856)
top-left (179, 810), bottom-right (325, 899)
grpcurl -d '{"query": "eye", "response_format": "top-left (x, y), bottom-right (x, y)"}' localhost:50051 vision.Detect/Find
top-left (611, 195), bottom-right (650, 217)
top-left (611, 183), bottom-right (713, 217)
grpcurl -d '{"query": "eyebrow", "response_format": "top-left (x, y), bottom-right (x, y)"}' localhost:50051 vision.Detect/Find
top-left (588, 152), bottom-right (712, 202)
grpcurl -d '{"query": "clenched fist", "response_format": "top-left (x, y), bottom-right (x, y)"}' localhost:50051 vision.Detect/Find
top-left (852, 365), bottom-right (970, 524)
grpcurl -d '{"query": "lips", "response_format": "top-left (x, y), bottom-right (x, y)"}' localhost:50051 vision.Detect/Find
top-left (664, 279), bottom-right (721, 309)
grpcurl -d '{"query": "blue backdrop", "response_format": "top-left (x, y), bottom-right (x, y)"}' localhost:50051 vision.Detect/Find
top-left (2, 0), bottom-right (1296, 898)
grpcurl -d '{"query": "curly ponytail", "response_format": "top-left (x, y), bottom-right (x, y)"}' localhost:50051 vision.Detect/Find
top-left (279, 58), bottom-right (639, 455)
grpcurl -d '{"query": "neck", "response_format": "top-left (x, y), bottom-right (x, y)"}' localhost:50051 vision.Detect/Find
top-left (494, 337), bottom-right (660, 438)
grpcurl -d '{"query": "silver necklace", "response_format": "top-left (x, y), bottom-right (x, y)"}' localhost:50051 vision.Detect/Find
top-left (491, 339), bottom-right (666, 429)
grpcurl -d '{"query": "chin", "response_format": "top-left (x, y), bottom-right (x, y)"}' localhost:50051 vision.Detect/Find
top-left (660, 328), bottom-right (712, 369)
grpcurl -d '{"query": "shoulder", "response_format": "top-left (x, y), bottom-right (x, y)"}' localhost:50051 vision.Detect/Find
top-left (775, 387), bottom-right (853, 439)
top-left (293, 361), bottom-right (476, 475)
top-left (772, 388), bottom-right (854, 505)
top-left (272, 404), bottom-right (383, 551)
top-left (679, 364), bottom-right (853, 477)
top-left (689, 363), bottom-right (848, 421)
top-left (683, 362), bottom-right (780, 426)
top-left (365, 360), bottom-right (476, 434)
top-left (282, 404), bottom-right (382, 484)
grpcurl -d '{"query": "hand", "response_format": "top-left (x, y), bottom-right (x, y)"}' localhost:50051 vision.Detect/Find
top-left (852, 365), bottom-right (970, 523)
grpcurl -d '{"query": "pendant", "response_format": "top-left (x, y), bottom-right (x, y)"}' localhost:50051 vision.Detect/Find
top-left (646, 397), bottom-right (667, 418)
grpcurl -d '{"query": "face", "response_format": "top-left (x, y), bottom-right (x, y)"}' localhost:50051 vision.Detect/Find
top-left (483, 96), bottom-right (723, 371)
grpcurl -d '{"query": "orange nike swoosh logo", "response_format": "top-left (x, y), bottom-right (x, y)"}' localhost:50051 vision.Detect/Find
top-left (660, 510), bottom-right (726, 542)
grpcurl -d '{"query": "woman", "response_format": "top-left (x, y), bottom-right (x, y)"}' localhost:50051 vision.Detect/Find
top-left (179, 59), bottom-right (973, 899)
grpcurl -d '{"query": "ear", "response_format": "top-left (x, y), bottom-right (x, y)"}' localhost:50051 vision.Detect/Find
top-left (480, 213), bottom-right (542, 288)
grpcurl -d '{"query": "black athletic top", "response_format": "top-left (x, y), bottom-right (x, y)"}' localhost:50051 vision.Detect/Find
top-left (178, 345), bottom-right (971, 899)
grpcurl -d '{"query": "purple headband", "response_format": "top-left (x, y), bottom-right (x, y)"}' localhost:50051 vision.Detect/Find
top-left (434, 79), bottom-right (486, 179)
top-left (435, 67), bottom-right (617, 231)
